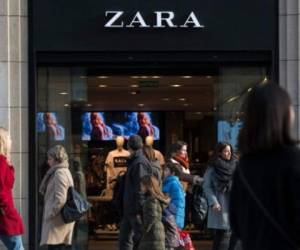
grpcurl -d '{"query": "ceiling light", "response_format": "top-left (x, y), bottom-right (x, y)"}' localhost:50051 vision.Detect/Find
top-left (131, 76), bottom-right (140, 79)
top-left (141, 76), bottom-right (148, 79)
top-left (152, 76), bottom-right (161, 79)
top-left (131, 84), bottom-right (139, 88)
top-left (227, 96), bottom-right (239, 103)
top-left (247, 88), bottom-right (252, 92)
top-left (131, 91), bottom-right (137, 95)
top-left (195, 112), bottom-right (202, 115)
top-left (99, 84), bottom-right (107, 88)
top-left (162, 98), bottom-right (170, 101)
top-left (80, 76), bottom-right (87, 79)
top-left (86, 104), bottom-right (93, 107)
top-left (183, 103), bottom-right (190, 107)
top-left (59, 92), bottom-right (68, 95)
top-left (170, 84), bottom-right (182, 88)
top-left (181, 76), bottom-right (192, 79)
top-left (138, 103), bottom-right (144, 107)
top-left (64, 104), bottom-right (69, 107)
top-left (178, 98), bottom-right (186, 101)
top-left (262, 76), bottom-right (268, 84)
top-left (97, 76), bottom-right (108, 79)
top-left (206, 75), bottom-right (212, 79)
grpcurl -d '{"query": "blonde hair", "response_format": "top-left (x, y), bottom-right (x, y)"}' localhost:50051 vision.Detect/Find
top-left (0, 127), bottom-right (11, 160)
top-left (47, 145), bottom-right (68, 163)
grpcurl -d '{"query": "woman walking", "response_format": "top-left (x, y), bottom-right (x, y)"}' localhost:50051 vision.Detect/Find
top-left (139, 175), bottom-right (169, 250)
top-left (203, 142), bottom-right (238, 250)
top-left (39, 145), bottom-right (75, 250)
top-left (230, 83), bottom-right (300, 250)
top-left (0, 128), bottom-right (24, 250)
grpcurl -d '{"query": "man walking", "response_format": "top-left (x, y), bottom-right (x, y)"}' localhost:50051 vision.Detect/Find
top-left (119, 135), bottom-right (152, 250)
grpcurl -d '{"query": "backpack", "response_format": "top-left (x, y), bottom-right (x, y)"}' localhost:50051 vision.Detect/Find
top-left (191, 185), bottom-right (208, 227)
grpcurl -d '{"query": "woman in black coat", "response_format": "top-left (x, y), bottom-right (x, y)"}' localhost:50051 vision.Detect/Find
top-left (230, 83), bottom-right (300, 250)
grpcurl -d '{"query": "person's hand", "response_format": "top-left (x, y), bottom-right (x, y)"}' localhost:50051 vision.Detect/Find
top-left (212, 203), bottom-right (221, 212)
top-left (193, 175), bottom-right (203, 186)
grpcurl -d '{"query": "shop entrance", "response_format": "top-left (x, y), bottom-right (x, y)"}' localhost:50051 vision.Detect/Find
top-left (36, 62), bottom-right (269, 250)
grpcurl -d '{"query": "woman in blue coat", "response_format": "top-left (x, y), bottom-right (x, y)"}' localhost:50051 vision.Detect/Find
top-left (162, 162), bottom-right (185, 229)
top-left (203, 142), bottom-right (238, 250)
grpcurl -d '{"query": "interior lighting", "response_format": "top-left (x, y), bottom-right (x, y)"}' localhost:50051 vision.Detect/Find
top-left (247, 88), bottom-right (252, 92)
top-left (178, 98), bottom-right (186, 101)
top-left (138, 103), bottom-right (144, 107)
top-left (152, 76), bottom-right (161, 79)
top-left (64, 104), bottom-right (69, 107)
top-left (59, 92), bottom-right (68, 95)
top-left (227, 96), bottom-right (239, 103)
top-left (206, 76), bottom-right (212, 79)
top-left (99, 84), bottom-right (107, 88)
top-left (162, 98), bottom-right (170, 101)
top-left (181, 76), bottom-right (192, 79)
top-left (97, 76), bottom-right (109, 79)
top-left (131, 76), bottom-right (140, 79)
top-left (170, 84), bottom-right (182, 88)
top-left (131, 84), bottom-right (139, 88)
top-left (86, 104), bottom-right (93, 107)
top-left (131, 91), bottom-right (137, 95)
top-left (80, 76), bottom-right (87, 79)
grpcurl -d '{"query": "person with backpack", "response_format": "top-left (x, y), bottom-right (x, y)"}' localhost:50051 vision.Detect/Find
top-left (39, 145), bottom-right (75, 250)
top-left (138, 175), bottom-right (169, 250)
top-left (162, 162), bottom-right (186, 230)
top-left (119, 135), bottom-right (153, 250)
top-left (203, 142), bottom-right (238, 250)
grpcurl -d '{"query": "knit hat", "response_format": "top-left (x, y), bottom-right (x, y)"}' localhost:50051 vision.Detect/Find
top-left (128, 135), bottom-right (143, 151)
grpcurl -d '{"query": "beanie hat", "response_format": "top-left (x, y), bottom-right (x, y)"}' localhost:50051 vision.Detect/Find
top-left (128, 135), bottom-right (143, 151)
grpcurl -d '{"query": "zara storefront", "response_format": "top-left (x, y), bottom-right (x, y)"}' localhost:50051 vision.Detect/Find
top-left (28, 0), bottom-right (278, 249)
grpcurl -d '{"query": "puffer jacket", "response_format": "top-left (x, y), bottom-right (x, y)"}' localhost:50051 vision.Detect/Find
top-left (138, 195), bottom-right (167, 250)
top-left (162, 176), bottom-right (185, 229)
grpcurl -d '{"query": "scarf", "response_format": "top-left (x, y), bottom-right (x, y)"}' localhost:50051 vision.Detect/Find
top-left (39, 161), bottom-right (69, 195)
top-left (211, 156), bottom-right (237, 193)
top-left (173, 155), bottom-right (189, 170)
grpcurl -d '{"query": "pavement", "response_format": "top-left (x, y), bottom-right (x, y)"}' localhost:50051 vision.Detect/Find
top-left (88, 240), bottom-right (213, 250)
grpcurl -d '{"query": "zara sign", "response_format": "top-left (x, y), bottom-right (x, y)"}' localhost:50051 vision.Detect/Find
top-left (104, 11), bottom-right (205, 28)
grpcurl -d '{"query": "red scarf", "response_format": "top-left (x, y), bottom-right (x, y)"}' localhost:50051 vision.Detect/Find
top-left (173, 155), bottom-right (189, 170)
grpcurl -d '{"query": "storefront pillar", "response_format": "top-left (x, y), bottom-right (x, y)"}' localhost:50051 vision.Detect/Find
top-left (279, 0), bottom-right (300, 139)
top-left (0, 0), bottom-right (29, 249)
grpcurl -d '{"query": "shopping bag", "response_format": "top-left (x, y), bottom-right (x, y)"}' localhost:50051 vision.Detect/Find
top-left (177, 228), bottom-right (196, 250)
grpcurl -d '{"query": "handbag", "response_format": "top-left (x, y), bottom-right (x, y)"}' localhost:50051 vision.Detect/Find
top-left (192, 185), bottom-right (208, 226)
top-left (238, 167), bottom-right (298, 249)
top-left (61, 186), bottom-right (92, 223)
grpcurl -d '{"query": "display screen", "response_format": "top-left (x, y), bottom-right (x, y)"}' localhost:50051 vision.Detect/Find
top-left (81, 112), bottom-right (160, 141)
top-left (37, 112), bottom-right (65, 141)
top-left (217, 120), bottom-right (242, 151)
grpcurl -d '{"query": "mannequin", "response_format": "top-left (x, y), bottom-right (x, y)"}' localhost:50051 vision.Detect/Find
top-left (105, 136), bottom-right (130, 190)
top-left (145, 136), bottom-right (165, 167)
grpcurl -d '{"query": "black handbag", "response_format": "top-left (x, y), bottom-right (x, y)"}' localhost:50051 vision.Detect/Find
top-left (61, 186), bottom-right (92, 223)
top-left (192, 185), bottom-right (208, 226)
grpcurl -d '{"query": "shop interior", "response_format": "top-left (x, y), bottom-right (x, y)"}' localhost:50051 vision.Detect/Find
top-left (36, 65), bottom-right (268, 249)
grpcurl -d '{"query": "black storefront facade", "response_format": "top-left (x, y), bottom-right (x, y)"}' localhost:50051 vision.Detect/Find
top-left (29, 0), bottom-right (278, 249)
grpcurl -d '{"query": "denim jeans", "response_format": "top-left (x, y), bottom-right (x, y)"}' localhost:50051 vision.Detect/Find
top-left (0, 235), bottom-right (24, 250)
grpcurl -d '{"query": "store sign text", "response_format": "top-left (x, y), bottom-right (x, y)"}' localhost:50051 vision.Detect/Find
top-left (104, 11), bottom-right (205, 28)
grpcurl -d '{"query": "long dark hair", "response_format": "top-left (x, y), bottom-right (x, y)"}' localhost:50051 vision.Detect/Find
top-left (212, 142), bottom-right (234, 161)
top-left (166, 141), bottom-right (187, 159)
top-left (143, 145), bottom-right (156, 161)
top-left (238, 83), bottom-right (296, 155)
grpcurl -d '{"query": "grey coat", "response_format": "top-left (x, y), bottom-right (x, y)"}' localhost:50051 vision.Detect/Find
top-left (203, 167), bottom-right (230, 230)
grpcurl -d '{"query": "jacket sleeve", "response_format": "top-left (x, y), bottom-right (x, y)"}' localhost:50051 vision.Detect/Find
top-left (48, 170), bottom-right (69, 219)
top-left (0, 157), bottom-right (9, 208)
top-left (168, 182), bottom-right (183, 209)
top-left (132, 163), bottom-right (149, 214)
top-left (203, 168), bottom-right (219, 206)
top-left (142, 199), bottom-right (157, 233)
top-left (289, 163), bottom-right (300, 245)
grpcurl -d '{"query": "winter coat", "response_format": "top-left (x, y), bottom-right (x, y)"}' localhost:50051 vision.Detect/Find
top-left (203, 167), bottom-right (231, 230)
top-left (123, 149), bottom-right (152, 215)
top-left (40, 161), bottom-right (75, 246)
top-left (150, 159), bottom-right (162, 186)
top-left (138, 196), bottom-right (166, 250)
top-left (230, 146), bottom-right (300, 250)
top-left (162, 176), bottom-right (185, 229)
top-left (0, 155), bottom-right (24, 236)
